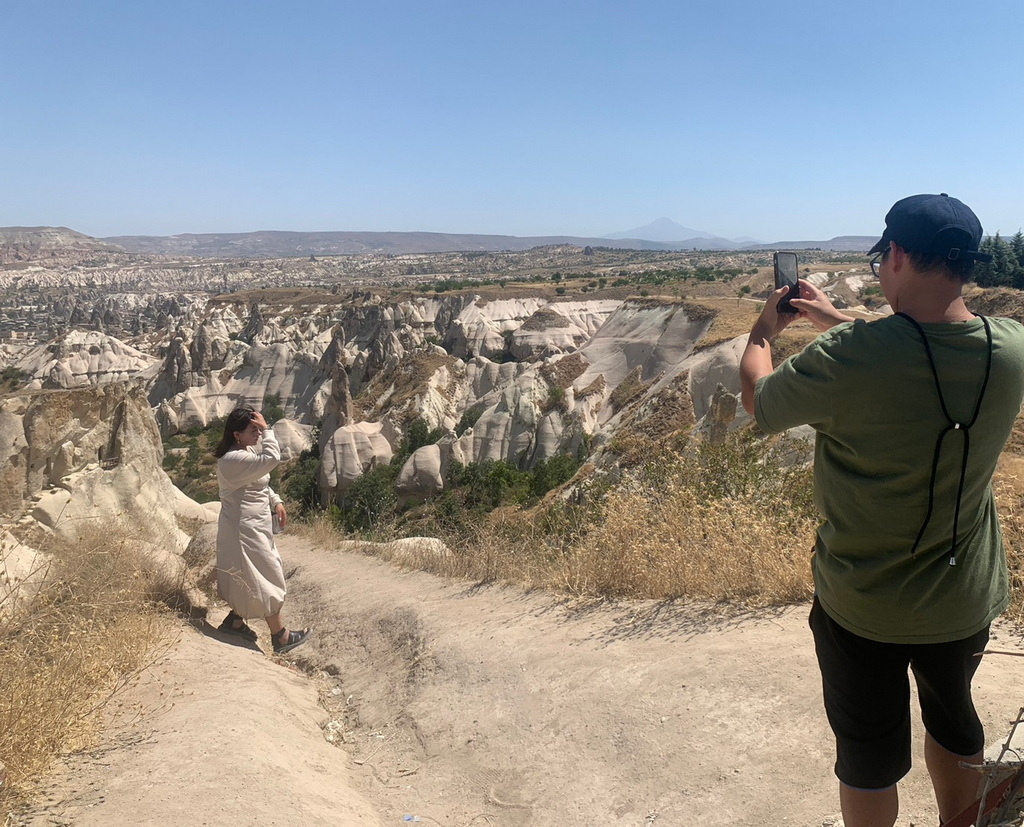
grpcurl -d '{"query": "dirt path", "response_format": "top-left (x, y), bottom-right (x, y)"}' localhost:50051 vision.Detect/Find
top-left (18, 535), bottom-right (1024, 826)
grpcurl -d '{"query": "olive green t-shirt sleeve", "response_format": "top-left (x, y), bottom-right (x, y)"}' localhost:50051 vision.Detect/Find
top-left (754, 329), bottom-right (844, 433)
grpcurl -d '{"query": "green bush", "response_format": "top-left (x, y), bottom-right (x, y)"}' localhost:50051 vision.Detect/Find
top-left (530, 454), bottom-right (581, 498)
top-left (283, 455), bottom-right (322, 514)
top-left (456, 406), bottom-right (484, 435)
top-left (542, 386), bottom-right (566, 414)
top-left (263, 393), bottom-right (285, 422)
top-left (392, 418), bottom-right (445, 467)
top-left (449, 460), bottom-right (531, 509)
top-left (0, 366), bottom-right (27, 393)
top-left (338, 464), bottom-right (398, 532)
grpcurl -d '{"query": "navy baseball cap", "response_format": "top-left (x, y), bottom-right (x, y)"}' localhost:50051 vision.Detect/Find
top-left (869, 193), bottom-right (993, 262)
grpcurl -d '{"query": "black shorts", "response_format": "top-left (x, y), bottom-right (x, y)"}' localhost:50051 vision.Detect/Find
top-left (808, 597), bottom-right (989, 790)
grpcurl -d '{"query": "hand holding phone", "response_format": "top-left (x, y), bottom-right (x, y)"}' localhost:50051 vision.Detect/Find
top-left (773, 252), bottom-right (800, 314)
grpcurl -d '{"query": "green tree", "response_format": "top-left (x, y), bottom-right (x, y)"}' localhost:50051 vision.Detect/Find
top-left (455, 406), bottom-right (483, 435)
top-left (1011, 231), bottom-right (1024, 288)
top-left (992, 233), bottom-right (1018, 287)
top-left (398, 419), bottom-right (444, 461)
top-left (529, 454), bottom-right (581, 498)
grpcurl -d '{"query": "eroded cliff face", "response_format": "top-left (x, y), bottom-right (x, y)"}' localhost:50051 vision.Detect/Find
top-left (0, 381), bottom-right (214, 612)
top-left (0, 382), bottom-right (208, 544)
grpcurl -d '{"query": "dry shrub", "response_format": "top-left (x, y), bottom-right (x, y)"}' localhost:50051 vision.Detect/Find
top-left (292, 511), bottom-right (343, 551)
top-left (0, 522), bottom-right (168, 813)
top-left (565, 479), bottom-right (814, 603)
top-left (557, 434), bottom-right (816, 604)
top-left (994, 474), bottom-right (1024, 625)
top-left (443, 509), bottom-right (556, 585)
top-left (425, 431), bottom-right (819, 606)
top-left (608, 366), bottom-right (653, 413)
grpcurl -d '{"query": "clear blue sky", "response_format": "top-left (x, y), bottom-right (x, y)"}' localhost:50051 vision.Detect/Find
top-left (3, 0), bottom-right (1023, 242)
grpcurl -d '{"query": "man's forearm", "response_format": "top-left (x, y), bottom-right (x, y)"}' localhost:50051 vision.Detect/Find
top-left (740, 325), bottom-right (774, 416)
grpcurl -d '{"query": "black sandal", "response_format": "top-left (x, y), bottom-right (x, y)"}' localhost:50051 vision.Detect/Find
top-left (217, 611), bottom-right (258, 642)
top-left (272, 627), bottom-right (311, 654)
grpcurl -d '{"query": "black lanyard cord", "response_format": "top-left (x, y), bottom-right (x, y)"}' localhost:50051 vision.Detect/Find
top-left (896, 312), bottom-right (993, 565)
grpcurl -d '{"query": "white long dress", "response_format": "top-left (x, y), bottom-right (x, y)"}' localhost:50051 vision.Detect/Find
top-left (216, 429), bottom-right (286, 620)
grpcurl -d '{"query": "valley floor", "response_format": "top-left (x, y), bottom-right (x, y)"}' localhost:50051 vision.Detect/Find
top-left (16, 536), bottom-right (1024, 826)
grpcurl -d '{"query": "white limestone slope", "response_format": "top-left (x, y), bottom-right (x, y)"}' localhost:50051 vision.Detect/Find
top-left (319, 421), bottom-right (398, 503)
top-left (447, 297), bottom-right (621, 360)
top-left (395, 299), bottom-right (743, 497)
top-left (14, 330), bottom-right (160, 389)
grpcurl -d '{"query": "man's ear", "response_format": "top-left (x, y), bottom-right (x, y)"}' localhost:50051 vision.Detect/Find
top-left (889, 242), bottom-right (907, 272)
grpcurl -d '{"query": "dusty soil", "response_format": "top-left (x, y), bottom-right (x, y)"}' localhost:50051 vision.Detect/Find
top-left (16, 535), bottom-right (1024, 827)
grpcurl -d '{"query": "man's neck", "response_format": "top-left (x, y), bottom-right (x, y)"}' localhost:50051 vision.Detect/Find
top-left (891, 274), bottom-right (973, 324)
top-left (896, 301), bottom-right (974, 324)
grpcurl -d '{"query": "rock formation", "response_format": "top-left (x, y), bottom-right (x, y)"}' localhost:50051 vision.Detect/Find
top-left (0, 381), bottom-right (213, 609)
top-left (319, 421), bottom-right (398, 505)
top-left (0, 382), bottom-right (208, 541)
top-left (14, 330), bottom-right (160, 390)
top-left (318, 324), bottom-right (354, 455)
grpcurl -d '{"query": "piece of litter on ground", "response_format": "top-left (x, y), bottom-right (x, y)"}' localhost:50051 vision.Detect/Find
top-left (402, 817), bottom-right (421, 823)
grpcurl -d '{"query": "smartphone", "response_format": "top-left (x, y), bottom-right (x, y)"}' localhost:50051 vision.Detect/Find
top-left (773, 252), bottom-right (800, 314)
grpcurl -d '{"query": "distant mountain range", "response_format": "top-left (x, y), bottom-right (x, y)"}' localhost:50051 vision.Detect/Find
top-left (101, 229), bottom-right (877, 258)
top-left (101, 230), bottom-right (679, 257)
top-left (0, 226), bottom-right (124, 263)
top-left (0, 225), bottom-right (879, 261)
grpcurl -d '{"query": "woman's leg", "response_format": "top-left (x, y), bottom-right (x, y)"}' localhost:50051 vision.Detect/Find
top-left (265, 611), bottom-right (285, 637)
top-left (265, 611), bottom-right (311, 651)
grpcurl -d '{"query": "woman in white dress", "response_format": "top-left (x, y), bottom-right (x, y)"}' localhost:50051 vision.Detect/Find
top-left (213, 406), bottom-right (310, 654)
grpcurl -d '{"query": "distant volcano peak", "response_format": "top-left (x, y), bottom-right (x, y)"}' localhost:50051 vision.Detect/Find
top-left (603, 218), bottom-right (717, 243)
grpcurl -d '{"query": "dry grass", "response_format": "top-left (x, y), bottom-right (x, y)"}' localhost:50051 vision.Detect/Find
top-left (539, 352), bottom-right (587, 390)
top-left (608, 366), bottom-right (654, 413)
top-left (993, 463), bottom-right (1024, 625)
top-left (0, 523), bottom-right (172, 815)
top-left (556, 436), bottom-right (816, 603)
top-left (562, 479), bottom-right (814, 602)
top-left (687, 296), bottom-right (823, 354)
top-left (300, 431), bottom-right (819, 609)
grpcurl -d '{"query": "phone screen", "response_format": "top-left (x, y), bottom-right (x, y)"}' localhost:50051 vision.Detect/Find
top-left (773, 252), bottom-right (800, 313)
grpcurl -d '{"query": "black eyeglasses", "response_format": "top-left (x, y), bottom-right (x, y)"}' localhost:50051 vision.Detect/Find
top-left (869, 246), bottom-right (891, 277)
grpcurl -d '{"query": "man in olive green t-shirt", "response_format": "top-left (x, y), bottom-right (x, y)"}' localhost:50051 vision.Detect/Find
top-left (739, 194), bottom-right (1024, 827)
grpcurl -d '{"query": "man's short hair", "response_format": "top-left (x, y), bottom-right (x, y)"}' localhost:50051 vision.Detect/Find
top-left (904, 249), bottom-right (976, 283)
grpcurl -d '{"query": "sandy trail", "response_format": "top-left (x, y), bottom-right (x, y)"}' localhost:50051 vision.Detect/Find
top-left (17, 534), bottom-right (1024, 826)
